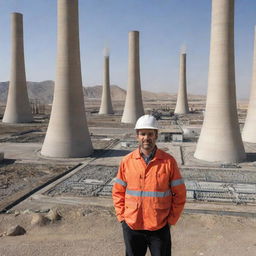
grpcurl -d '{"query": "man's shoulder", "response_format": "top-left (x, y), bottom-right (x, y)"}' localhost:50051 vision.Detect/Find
top-left (122, 149), bottom-right (139, 162)
top-left (156, 148), bottom-right (177, 162)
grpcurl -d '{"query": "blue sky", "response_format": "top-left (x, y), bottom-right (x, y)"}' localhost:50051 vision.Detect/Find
top-left (0, 0), bottom-right (255, 99)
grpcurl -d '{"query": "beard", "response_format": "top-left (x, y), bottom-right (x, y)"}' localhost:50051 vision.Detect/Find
top-left (140, 140), bottom-right (155, 151)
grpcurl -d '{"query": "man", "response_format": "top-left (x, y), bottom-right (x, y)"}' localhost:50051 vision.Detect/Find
top-left (112, 114), bottom-right (186, 256)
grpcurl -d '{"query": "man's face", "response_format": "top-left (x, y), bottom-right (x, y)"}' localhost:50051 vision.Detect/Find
top-left (136, 129), bottom-right (158, 152)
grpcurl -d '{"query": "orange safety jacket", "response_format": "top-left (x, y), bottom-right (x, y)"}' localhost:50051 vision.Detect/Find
top-left (112, 148), bottom-right (186, 231)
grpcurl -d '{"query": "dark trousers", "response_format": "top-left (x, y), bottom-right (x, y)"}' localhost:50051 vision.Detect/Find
top-left (122, 221), bottom-right (171, 256)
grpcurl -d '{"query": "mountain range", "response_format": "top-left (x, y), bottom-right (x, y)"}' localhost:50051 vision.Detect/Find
top-left (0, 81), bottom-right (177, 104)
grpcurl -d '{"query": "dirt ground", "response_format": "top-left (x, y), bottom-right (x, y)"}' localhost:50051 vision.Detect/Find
top-left (0, 205), bottom-right (255, 256)
top-left (0, 100), bottom-right (255, 255)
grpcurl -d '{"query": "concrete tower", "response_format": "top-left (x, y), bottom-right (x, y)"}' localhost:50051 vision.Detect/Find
top-left (41, 0), bottom-right (93, 158)
top-left (242, 27), bottom-right (256, 143)
top-left (121, 31), bottom-right (144, 124)
top-left (99, 48), bottom-right (114, 115)
top-left (194, 0), bottom-right (245, 162)
top-left (3, 13), bottom-right (33, 123)
top-left (174, 51), bottom-right (189, 114)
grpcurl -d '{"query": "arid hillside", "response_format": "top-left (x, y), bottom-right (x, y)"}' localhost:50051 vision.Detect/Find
top-left (0, 81), bottom-right (204, 104)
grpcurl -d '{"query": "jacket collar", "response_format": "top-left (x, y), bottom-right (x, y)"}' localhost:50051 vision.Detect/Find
top-left (133, 146), bottom-right (165, 160)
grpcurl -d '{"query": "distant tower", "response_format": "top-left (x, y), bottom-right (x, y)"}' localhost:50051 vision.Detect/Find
top-left (99, 48), bottom-right (114, 115)
top-left (3, 13), bottom-right (33, 123)
top-left (194, 0), bottom-right (245, 162)
top-left (41, 0), bottom-right (93, 158)
top-left (174, 50), bottom-right (189, 114)
top-left (242, 27), bottom-right (256, 143)
top-left (121, 31), bottom-right (144, 124)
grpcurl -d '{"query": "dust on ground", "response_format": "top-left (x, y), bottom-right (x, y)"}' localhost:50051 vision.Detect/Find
top-left (0, 205), bottom-right (255, 256)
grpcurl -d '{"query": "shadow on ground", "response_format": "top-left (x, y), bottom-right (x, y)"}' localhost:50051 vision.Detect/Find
top-left (246, 153), bottom-right (256, 162)
top-left (0, 158), bottom-right (16, 167)
top-left (92, 149), bottom-right (131, 158)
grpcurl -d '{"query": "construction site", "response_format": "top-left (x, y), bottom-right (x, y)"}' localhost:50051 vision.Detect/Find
top-left (0, 0), bottom-right (256, 255)
top-left (0, 98), bottom-right (255, 256)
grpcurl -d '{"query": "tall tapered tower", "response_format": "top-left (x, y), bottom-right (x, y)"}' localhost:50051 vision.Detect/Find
top-left (242, 27), bottom-right (256, 143)
top-left (121, 31), bottom-right (144, 124)
top-left (99, 48), bottom-right (114, 115)
top-left (194, 0), bottom-right (245, 162)
top-left (174, 51), bottom-right (189, 114)
top-left (3, 13), bottom-right (33, 123)
top-left (41, 0), bottom-right (93, 158)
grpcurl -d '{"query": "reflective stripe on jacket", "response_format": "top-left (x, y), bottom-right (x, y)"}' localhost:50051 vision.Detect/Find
top-left (112, 148), bottom-right (186, 231)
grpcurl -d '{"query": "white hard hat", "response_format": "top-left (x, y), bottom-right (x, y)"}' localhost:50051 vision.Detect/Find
top-left (134, 115), bottom-right (158, 130)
